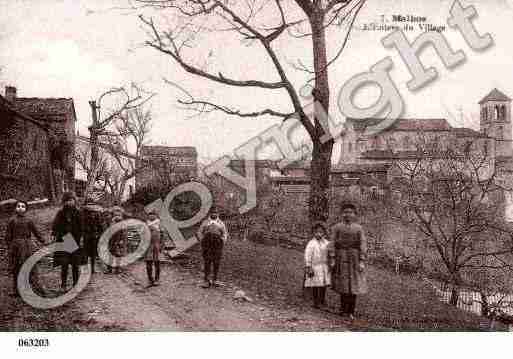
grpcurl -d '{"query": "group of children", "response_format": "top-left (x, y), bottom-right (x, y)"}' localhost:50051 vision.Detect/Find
top-left (4, 192), bottom-right (367, 319)
top-left (3, 191), bottom-right (173, 297)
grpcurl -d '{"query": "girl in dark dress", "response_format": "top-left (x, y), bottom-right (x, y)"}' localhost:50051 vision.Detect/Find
top-left (4, 200), bottom-right (46, 297)
top-left (81, 201), bottom-right (105, 274)
top-left (51, 192), bottom-right (83, 290)
top-left (330, 203), bottom-right (368, 319)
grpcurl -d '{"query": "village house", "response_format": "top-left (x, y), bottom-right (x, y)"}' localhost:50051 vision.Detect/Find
top-left (135, 145), bottom-right (198, 190)
top-left (2, 86), bottom-right (77, 201)
top-left (0, 86), bottom-right (77, 202)
top-left (0, 90), bottom-right (54, 202)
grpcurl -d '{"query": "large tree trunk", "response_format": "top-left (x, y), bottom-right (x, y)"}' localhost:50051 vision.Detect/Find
top-left (84, 101), bottom-right (100, 203)
top-left (309, 10), bottom-right (334, 223)
top-left (450, 286), bottom-right (459, 307)
top-left (449, 271), bottom-right (461, 307)
top-left (310, 140), bottom-right (333, 222)
top-left (480, 291), bottom-right (490, 317)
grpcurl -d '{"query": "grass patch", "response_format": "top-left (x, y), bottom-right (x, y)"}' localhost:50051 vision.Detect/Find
top-left (183, 237), bottom-right (503, 331)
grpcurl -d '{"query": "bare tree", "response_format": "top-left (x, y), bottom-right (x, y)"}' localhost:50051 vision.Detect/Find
top-left (74, 143), bottom-right (109, 195)
top-left (102, 106), bottom-right (154, 204)
top-left (85, 84), bottom-right (154, 202)
top-left (388, 136), bottom-right (513, 307)
top-left (134, 0), bottom-right (367, 221)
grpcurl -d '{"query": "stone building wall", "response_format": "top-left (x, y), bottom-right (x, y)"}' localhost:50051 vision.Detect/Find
top-left (0, 102), bottom-right (53, 201)
top-left (136, 146), bottom-right (198, 191)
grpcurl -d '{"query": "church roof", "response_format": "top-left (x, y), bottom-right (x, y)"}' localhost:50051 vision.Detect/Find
top-left (141, 145), bottom-right (197, 156)
top-left (478, 88), bottom-right (511, 104)
top-left (451, 127), bottom-right (487, 138)
top-left (360, 149), bottom-right (463, 160)
top-left (347, 118), bottom-right (452, 132)
top-left (331, 163), bottom-right (391, 173)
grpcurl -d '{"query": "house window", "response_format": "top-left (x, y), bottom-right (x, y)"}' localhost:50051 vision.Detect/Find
top-left (502, 105), bottom-right (508, 122)
top-left (481, 107), bottom-right (487, 122)
top-left (14, 140), bottom-right (23, 153)
top-left (495, 106), bottom-right (500, 121)
top-left (403, 136), bottom-right (411, 149)
top-left (348, 142), bottom-right (353, 153)
top-left (497, 126), bottom-right (504, 140)
top-left (372, 137), bottom-right (380, 150)
top-left (387, 137), bottom-right (396, 151)
top-left (464, 140), bottom-right (472, 155)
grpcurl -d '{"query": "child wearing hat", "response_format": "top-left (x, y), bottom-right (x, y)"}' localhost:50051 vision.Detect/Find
top-left (304, 221), bottom-right (332, 309)
top-left (51, 191), bottom-right (83, 290)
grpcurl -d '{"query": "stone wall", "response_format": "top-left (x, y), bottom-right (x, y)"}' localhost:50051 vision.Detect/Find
top-left (0, 108), bottom-right (53, 201)
top-left (136, 146), bottom-right (198, 190)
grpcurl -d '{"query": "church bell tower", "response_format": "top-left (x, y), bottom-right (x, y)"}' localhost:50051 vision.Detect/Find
top-left (479, 88), bottom-right (512, 158)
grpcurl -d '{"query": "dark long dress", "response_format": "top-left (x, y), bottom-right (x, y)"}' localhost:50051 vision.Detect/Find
top-left (81, 206), bottom-right (104, 260)
top-left (330, 221), bottom-right (368, 295)
top-left (5, 215), bottom-right (44, 274)
top-left (51, 207), bottom-right (83, 266)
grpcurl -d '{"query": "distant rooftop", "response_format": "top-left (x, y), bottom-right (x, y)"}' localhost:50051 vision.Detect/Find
top-left (347, 118), bottom-right (452, 132)
top-left (361, 149), bottom-right (464, 160)
top-left (12, 97), bottom-right (77, 124)
top-left (141, 145), bottom-right (198, 156)
top-left (478, 88), bottom-right (511, 104)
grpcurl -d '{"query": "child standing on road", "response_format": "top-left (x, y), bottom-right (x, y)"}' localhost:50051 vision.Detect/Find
top-left (197, 208), bottom-right (228, 288)
top-left (304, 221), bottom-right (332, 309)
top-left (144, 209), bottom-right (166, 287)
top-left (105, 206), bottom-right (127, 274)
top-left (4, 200), bottom-right (46, 297)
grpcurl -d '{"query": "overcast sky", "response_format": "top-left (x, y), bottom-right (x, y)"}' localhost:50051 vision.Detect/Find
top-left (1, 0), bottom-right (512, 162)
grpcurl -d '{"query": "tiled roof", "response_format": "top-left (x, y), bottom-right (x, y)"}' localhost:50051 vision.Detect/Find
top-left (331, 177), bottom-right (360, 186)
top-left (141, 145), bottom-right (197, 156)
top-left (271, 176), bottom-right (310, 183)
top-left (229, 159), bottom-right (278, 169)
top-left (12, 97), bottom-right (77, 124)
top-left (0, 94), bottom-right (47, 129)
top-left (331, 163), bottom-right (391, 173)
top-left (496, 155), bottom-right (513, 163)
top-left (451, 127), bottom-right (487, 138)
top-left (360, 149), bottom-right (396, 159)
top-left (279, 160), bottom-right (310, 169)
top-left (347, 118), bottom-right (452, 132)
top-left (478, 88), bottom-right (511, 104)
top-left (360, 149), bottom-right (461, 160)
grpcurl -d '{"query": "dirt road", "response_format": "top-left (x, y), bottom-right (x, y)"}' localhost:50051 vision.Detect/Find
top-left (1, 254), bottom-right (353, 331)
top-left (74, 259), bottom-right (354, 331)
top-left (1, 206), bottom-right (354, 331)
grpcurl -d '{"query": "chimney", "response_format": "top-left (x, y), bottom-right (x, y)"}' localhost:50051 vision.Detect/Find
top-left (5, 86), bottom-right (17, 102)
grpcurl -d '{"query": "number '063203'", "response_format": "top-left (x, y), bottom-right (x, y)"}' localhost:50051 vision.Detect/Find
top-left (18, 338), bottom-right (49, 347)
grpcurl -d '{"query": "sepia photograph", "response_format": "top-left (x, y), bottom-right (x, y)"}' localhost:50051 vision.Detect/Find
top-left (1, 0), bottom-right (513, 354)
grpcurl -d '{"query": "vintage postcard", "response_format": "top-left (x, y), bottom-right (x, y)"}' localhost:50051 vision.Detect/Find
top-left (1, 0), bottom-right (513, 350)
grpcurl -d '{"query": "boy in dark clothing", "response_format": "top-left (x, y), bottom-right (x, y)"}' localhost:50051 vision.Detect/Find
top-left (197, 209), bottom-right (228, 288)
